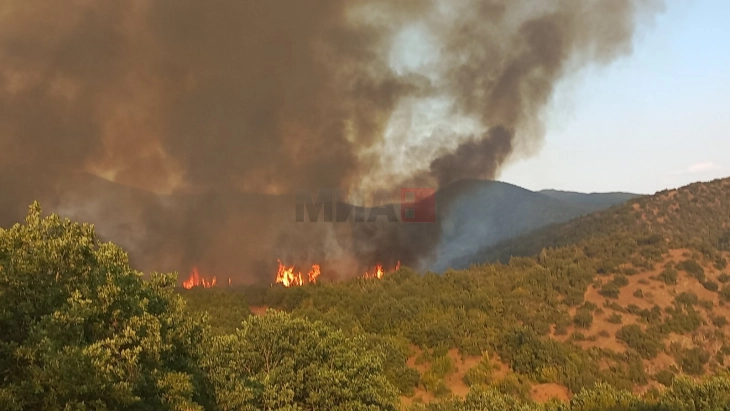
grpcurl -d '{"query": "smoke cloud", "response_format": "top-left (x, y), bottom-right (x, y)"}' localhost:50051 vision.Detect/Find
top-left (0, 0), bottom-right (662, 282)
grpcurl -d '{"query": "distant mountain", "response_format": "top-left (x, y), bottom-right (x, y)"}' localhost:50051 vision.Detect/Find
top-left (428, 180), bottom-right (640, 271)
top-left (539, 190), bottom-right (639, 210)
top-left (473, 177), bottom-right (730, 265)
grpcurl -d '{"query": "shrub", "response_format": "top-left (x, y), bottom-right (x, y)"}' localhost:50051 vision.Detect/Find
top-left (434, 381), bottom-right (451, 398)
top-left (654, 369), bottom-right (675, 387)
top-left (430, 355), bottom-right (454, 378)
top-left (675, 292), bottom-right (699, 306)
top-left (616, 324), bottom-right (663, 359)
top-left (712, 315), bottom-right (728, 328)
top-left (633, 289), bottom-right (644, 298)
top-left (613, 274), bottom-right (630, 287)
top-left (720, 286), bottom-right (730, 303)
top-left (659, 268), bottom-right (678, 285)
top-left (677, 259), bottom-right (706, 282)
top-left (608, 313), bottom-right (623, 324)
top-left (600, 283), bottom-right (621, 299)
top-left (703, 280), bottom-right (719, 292)
top-left (574, 309), bottom-right (594, 329)
top-left (678, 347), bottom-right (710, 376)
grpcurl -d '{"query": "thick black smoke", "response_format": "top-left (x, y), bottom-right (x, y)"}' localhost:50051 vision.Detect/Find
top-left (0, 0), bottom-right (662, 282)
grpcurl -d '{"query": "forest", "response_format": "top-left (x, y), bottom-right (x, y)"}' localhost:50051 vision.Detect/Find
top-left (3, 177), bottom-right (730, 409)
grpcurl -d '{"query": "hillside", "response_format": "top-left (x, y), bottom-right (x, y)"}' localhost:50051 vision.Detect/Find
top-left (429, 180), bottom-right (639, 271)
top-left (4, 176), bottom-right (730, 409)
top-left (478, 178), bottom-right (730, 264)
top-left (186, 177), bottom-right (730, 408)
top-left (539, 189), bottom-right (639, 209)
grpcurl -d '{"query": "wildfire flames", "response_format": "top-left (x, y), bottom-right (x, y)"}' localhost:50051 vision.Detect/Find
top-left (182, 267), bottom-right (222, 289)
top-left (364, 264), bottom-right (384, 280)
top-left (275, 260), bottom-right (401, 287)
top-left (308, 264), bottom-right (321, 284)
top-left (364, 261), bottom-right (400, 279)
top-left (276, 260), bottom-right (304, 287)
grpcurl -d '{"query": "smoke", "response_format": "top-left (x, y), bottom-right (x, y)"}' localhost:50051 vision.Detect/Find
top-left (0, 0), bottom-right (662, 282)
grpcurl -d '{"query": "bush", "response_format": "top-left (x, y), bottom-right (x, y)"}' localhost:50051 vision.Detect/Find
top-left (462, 355), bottom-right (494, 387)
top-left (678, 347), bottom-right (710, 376)
top-left (703, 280), bottom-right (719, 292)
top-left (616, 324), bottom-right (663, 359)
top-left (574, 309), bottom-right (594, 329)
top-left (677, 259), bottom-right (706, 282)
top-left (718, 273), bottom-right (730, 284)
top-left (613, 274), bottom-right (630, 287)
top-left (712, 315), bottom-right (728, 328)
top-left (633, 289), bottom-right (644, 298)
top-left (720, 286), bottom-right (730, 303)
top-left (659, 268), bottom-right (678, 285)
top-left (496, 374), bottom-right (531, 400)
top-left (600, 283), bottom-right (621, 299)
top-left (608, 313), bottom-right (623, 324)
top-left (434, 381), bottom-right (452, 398)
top-left (654, 369), bottom-right (675, 387)
top-left (431, 355), bottom-right (454, 378)
top-left (675, 292), bottom-right (699, 306)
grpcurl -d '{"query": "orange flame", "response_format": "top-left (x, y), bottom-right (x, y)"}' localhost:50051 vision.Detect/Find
top-left (364, 264), bottom-right (384, 279)
top-left (276, 259), bottom-right (304, 287)
top-left (274, 260), bottom-right (401, 286)
top-left (308, 264), bottom-right (321, 284)
top-left (182, 267), bottom-right (217, 289)
top-left (364, 261), bottom-right (400, 280)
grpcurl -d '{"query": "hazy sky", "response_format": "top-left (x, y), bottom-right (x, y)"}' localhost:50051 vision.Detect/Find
top-left (500, 0), bottom-right (730, 195)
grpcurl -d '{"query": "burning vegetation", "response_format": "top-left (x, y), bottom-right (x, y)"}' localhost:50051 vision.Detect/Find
top-left (275, 260), bottom-right (401, 287)
top-left (182, 267), bottom-right (224, 289)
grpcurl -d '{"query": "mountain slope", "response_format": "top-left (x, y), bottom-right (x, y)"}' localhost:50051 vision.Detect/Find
top-left (430, 180), bottom-right (639, 271)
top-left (476, 178), bottom-right (730, 265)
top-left (229, 176), bottom-right (730, 405)
top-left (539, 189), bottom-right (639, 209)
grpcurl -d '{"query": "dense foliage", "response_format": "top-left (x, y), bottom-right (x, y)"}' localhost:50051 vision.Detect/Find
top-left (0, 204), bottom-right (397, 410)
top-left (225, 178), bottom-right (730, 405)
top-left (4, 177), bottom-right (730, 409)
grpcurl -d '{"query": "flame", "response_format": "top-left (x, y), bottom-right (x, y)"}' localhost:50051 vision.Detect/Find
top-left (182, 267), bottom-right (217, 289)
top-left (276, 259), bottom-right (304, 287)
top-left (364, 264), bottom-right (384, 279)
top-left (274, 260), bottom-right (401, 286)
top-left (364, 261), bottom-right (400, 280)
top-left (308, 264), bottom-right (321, 284)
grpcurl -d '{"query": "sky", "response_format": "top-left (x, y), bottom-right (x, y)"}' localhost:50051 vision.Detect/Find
top-left (500, 0), bottom-right (730, 195)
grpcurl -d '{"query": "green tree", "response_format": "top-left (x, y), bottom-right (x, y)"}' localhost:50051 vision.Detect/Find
top-left (204, 310), bottom-right (398, 411)
top-left (0, 203), bottom-right (213, 410)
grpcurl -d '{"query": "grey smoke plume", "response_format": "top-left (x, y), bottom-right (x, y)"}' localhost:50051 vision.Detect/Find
top-left (0, 0), bottom-right (662, 282)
